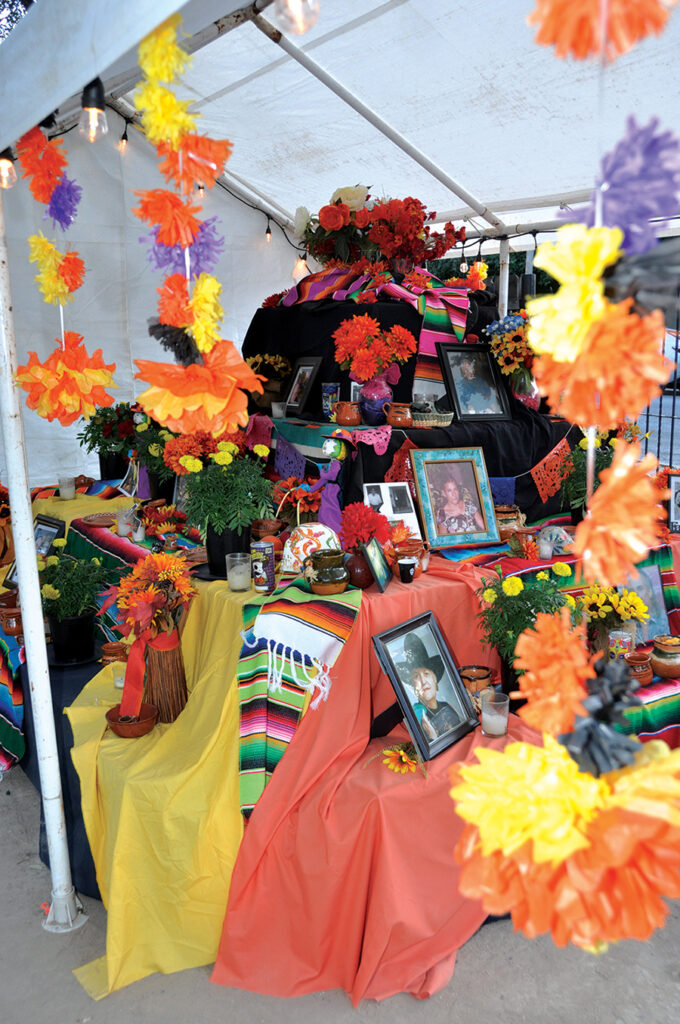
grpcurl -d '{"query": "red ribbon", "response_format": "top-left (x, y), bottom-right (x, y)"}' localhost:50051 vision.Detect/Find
top-left (119, 628), bottom-right (180, 719)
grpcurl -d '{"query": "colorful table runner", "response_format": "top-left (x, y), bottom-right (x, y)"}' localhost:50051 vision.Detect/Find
top-left (238, 578), bottom-right (362, 816)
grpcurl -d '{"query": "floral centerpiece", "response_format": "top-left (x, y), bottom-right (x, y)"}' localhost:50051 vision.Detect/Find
top-left (365, 196), bottom-right (465, 268)
top-left (77, 402), bottom-right (136, 476)
top-left (339, 501), bottom-right (391, 588)
top-left (477, 564), bottom-right (576, 669)
top-left (131, 411), bottom-right (176, 484)
top-left (332, 313), bottom-right (417, 424)
top-left (273, 475), bottom-right (322, 527)
top-left (483, 311), bottom-right (536, 401)
top-left (40, 539), bottom-right (118, 661)
top-left (578, 583), bottom-right (649, 653)
top-left (296, 185), bottom-right (376, 265)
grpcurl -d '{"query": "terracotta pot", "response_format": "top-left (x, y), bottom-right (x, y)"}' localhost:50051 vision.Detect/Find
top-left (650, 635), bottom-right (680, 679)
top-left (459, 664), bottom-right (493, 694)
top-left (392, 541), bottom-right (425, 578)
top-left (624, 651), bottom-right (653, 687)
top-left (336, 401), bottom-right (361, 427)
top-left (345, 550), bottom-right (374, 589)
top-left (382, 402), bottom-right (413, 428)
top-left (106, 702), bottom-right (158, 738)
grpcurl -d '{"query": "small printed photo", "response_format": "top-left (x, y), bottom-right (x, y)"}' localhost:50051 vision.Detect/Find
top-left (362, 483), bottom-right (422, 540)
top-left (387, 484), bottom-right (414, 515)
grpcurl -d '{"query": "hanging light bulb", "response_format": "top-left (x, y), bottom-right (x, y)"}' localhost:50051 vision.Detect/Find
top-left (117, 122), bottom-right (129, 153)
top-left (292, 256), bottom-right (310, 283)
top-left (0, 148), bottom-right (17, 190)
top-left (265, 218), bottom-right (272, 243)
top-left (78, 78), bottom-right (109, 143)
top-left (274, 0), bottom-right (320, 35)
top-left (458, 243), bottom-right (468, 275)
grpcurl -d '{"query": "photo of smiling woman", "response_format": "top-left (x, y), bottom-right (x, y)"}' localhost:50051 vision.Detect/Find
top-left (423, 461), bottom-right (486, 537)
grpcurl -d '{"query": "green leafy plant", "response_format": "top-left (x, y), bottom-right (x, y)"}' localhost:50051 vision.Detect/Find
top-left (39, 541), bottom-right (118, 622)
top-left (476, 564), bottom-right (576, 664)
top-left (184, 446), bottom-right (274, 535)
top-left (559, 433), bottom-right (614, 515)
top-left (76, 402), bottom-right (136, 456)
top-left (132, 413), bottom-right (176, 482)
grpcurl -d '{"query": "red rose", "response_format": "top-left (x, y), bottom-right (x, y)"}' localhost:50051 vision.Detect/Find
top-left (353, 207), bottom-right (371, 229)
top-left (118, 420), bottom-right (134, 437)
top-left (319, 203), bottom-right (350, 231)
top-left (102, 422), bottom-right (114, 438)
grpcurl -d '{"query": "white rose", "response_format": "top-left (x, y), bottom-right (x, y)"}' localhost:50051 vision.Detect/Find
top-left (329, 185), bottom-right (369, 212)
top-left (293, 205), bottom-right (311, 240)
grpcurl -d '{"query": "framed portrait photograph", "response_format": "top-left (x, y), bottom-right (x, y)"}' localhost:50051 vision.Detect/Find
top-left (372, 611), bottom-right (478, 760)
top-left (5, 514), bottom-right (66, 589)
top-left (669, 476), bottom-right (680, 533)
top-left (410, 448), bottom-right (500, 550)
top-left (285, 356), bottom-right (323, 416)
top-left (436, 342), bottom-right (510, 422)
top-left (360, 536), bottom-right (393, 593)
top-left (363, 482), bottom-right (422, 540)
top-left (623, 565), bottom-right (670, 642)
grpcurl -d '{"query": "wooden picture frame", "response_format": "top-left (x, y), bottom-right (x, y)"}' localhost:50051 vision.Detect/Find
top-left (284, 356), bottom-right (323, 416)
top-left (360, 536), bottom-right (393, 593)
top-left (372, 611), bottom-right (478, 760)
top-left (410, 448), bottom-right (500, 550)
top-left (4, 514), bottom-right (66, 589)
top-left (436, 341), bottom-right (510, 422)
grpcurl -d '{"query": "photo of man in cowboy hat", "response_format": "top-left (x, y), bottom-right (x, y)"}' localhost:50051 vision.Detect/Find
top-left (398, 633), bottom-right (461, 741)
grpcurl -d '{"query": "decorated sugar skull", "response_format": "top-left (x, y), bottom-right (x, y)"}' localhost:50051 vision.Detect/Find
top-left (536, 524), bottom-right (573, 559)
top-left (281, 523), bottom-right (341, 575)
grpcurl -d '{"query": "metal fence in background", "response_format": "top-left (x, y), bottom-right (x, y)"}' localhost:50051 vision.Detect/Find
top-left (639, 320), bottom-right (680, 470)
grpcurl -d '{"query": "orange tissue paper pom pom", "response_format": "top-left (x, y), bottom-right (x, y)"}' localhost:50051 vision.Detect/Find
top-left (16, 126), bottom-right (67, 202)
top-left (156, 135), bottom-right (233, 194)
top-left (15, 332), bottom-right (117, 426)
top-left (134, 340), bottom-right (265, 436)
top-left (57, 251), bottom-right (85, 293)
top-left (157, 273), bottom-right (193, 327)
top-left (132, 189), bottom-right (202, 248)
top-left (572, 441), bottom-right (667, 586)
top-left (528, 0), bottom-right (677, 62)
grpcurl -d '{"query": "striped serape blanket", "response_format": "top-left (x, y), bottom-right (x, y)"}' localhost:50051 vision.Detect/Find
top-left (238, 579), bottom-right (362, 817)
top-left (0, 631), bottom-right (24, 772)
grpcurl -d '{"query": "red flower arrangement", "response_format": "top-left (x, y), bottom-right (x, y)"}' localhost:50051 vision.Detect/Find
top-left (273, 476), bottom-right (322, 519)
top-left (366, 197), bottom-right (465, 264)
top-left (339, 501), bottom-right (390, 551)
top-left (332, 314), bottom-right (417, 384)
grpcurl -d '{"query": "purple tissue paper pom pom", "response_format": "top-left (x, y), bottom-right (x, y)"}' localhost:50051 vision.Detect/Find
top-left (141, 216), bottom-right (225, 276)
top-left (45, 175), bottom-right (82, 231)
top-left (559, 116), bottom-right (680, 254)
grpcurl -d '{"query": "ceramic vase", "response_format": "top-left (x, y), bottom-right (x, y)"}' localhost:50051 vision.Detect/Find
top-left (359, 376), bottom-right (393, 426)
top-left (345, 550), bottom-right (374, 589)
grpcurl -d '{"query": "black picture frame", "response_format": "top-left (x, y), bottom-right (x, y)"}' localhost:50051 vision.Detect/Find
top-left (284, 356), bottom-right (323, 416)
top-left (4, 514), bottom-right (66, 589)
top-left (360, 536), bottom-right (393, 593)
top-left (372, 611), bottom-right (478, 760)
top-left (435, 342), bottom-right (511, 422)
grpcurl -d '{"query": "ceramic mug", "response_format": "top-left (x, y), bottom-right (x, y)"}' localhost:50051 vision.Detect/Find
top-left (398, 556), bottom-right (418, 584)
top-left (382, 402), bottom-right (413, 428)
top-left (335, 401), bottom-right (361, 427)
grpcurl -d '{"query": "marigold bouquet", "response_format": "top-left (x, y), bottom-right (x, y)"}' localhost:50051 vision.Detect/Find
top-left (273, 475), bottom-right (322, 525)
top-left (339, 501), bottom-right (390, 552)
top-left (477, 564), bottom-right (576, 664)
top-left (105, 551), bottom-right (196, 640)
top-left (332, 314), bottom-right (417, 384)
top-left (578, 583), bottom-right (649, 651)
top-left (484, 311), bottom-right (534, 392)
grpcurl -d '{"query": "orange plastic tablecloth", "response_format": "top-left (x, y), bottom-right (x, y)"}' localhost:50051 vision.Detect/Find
top-left (212, 558), bottom-right (539, 1004)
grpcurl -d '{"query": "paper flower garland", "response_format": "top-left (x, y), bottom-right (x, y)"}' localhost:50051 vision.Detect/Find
top-left (572, 440), bottom-right (667, 586)
top-left (15, 125), bottom-right (82, 229)
top-left (16, 332), bottom-right (117, 426)
top-left (528, 0), bottom-right (677, 62)
top-left (28, 233), bottom-right (85, 305)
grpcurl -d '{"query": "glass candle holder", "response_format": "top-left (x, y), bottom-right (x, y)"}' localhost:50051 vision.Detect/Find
top-left (481, 691), bottom-right (509, 737)
top-left (226, 552), bottom-right (252, 592)
top-left (58, 476), bottom-right (76, 500)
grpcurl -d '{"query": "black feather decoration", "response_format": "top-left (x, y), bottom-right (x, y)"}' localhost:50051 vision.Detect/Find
top-left (603, 236), bottom-right (680, 327)
top-left (147, 320), bottom-right (200, 366)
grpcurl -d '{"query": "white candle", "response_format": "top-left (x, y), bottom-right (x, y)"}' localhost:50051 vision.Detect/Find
top-left (481, 707), bottom-right (508, 736)
top-left (227, 563), bottom-right (252, 591)
top-left (59, 476), bottom-right (76, 500)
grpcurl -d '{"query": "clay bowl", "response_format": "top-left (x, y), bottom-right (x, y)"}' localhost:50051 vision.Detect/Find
top-left (100, 641), bottom-right (128, 665)
top-left (106, 702), bottom-right (158, 738)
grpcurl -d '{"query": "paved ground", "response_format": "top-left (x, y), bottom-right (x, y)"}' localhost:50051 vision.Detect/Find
top-left (3, 768), bottom-right (680, 1024)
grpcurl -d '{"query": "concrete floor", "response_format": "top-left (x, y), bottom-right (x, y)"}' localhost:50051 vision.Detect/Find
top-left (3, 767), bottom-right (680, 1024)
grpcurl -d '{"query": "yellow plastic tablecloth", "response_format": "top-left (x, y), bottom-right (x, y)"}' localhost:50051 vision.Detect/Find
top-left (32, 493), bottom-right (133, 532)
top-left (66, 580), bottom-right (252, 998)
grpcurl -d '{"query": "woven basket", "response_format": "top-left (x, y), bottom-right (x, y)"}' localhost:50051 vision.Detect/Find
top-left (143, 632), bottom-right (187, 723)
top-left (410, 408), bottom-right (454, 428)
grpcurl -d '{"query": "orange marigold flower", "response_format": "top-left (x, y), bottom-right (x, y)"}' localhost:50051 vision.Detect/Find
top-left (135, 340), bottom-right (265, 435)
top-left (157, 273), bottom-right (193, 327)
top-left (528, 0), bottom-right (675, 62)
top-left (534, 301), bottom-right (672, 430)
top-left (512, 609), bottom-right (594, 735)
top-left (572, 441), bottom-right (667, 586)
top-left (350, 349), bottom-right (379, 383)
top-left (156, 134), bottom-right (233, 194)
top-left (132, 189), bottom-right (202, 248)
top-left (16, 332), bottom-right (116, 426)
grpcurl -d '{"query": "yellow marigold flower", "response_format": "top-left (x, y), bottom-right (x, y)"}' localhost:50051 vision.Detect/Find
top-left (217, 440), bottom-right (239, 454)
top-left (148, 443), bottom-right (162, 457)
top-left (536, 571), bottom-right (549, 581)
top-left (482, 588), bottom-right (497, 604)
top-left (159, 430), bottom-right (174, 441)
top-left (565, 594), bottom-right (576, 608)
top-left (178, 455), bottom-right (203, 473)
top-left (45, 555), bottom-right (59, 567)
top-left (253, 444), bottom-right (269, 458)
top-left (502, 576), bottom-right (524, 597)
top-left (41, 583), bottom-right (60, 600)
top-left (52, 538), bottom-right (67, 548)
top-left (91, 557), bottom-right (101, 565)
top-left (136, 422), bottom-right (149, 432)
top-left (578, 437), bottom-right (589, 450)
top-left (552, 562), bottom-right (572, 577)
top-left (213, 451), bottom-right (233, 466)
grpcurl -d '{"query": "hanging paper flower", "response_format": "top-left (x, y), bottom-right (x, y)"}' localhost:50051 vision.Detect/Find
top-left (528, 0), bottom-right (676, 62)
top-left (134, 340), bottom-right (265, 435)
top-left (16, 126), bottom-right (68, 203)
top-left (133, 189), bottom-right (202, 248)
top-left (156, 135), bottom-right (233, 193)
top-left (44, 175), bottom-right (83, 232)
top-left (572, 441), bottom-right (666, 586)
top-left (186, 273), bottom-right (223, 353)
top-left (28, 233), bottom-right (85, 305)
top-left (533, 300), bottom-right (671, 429)
top-left (142, 217), bottom-right (225, 276)
top-left (157, 273), bottom-right (193, 327)
top-left (58, 251), bottom-right (86, 292)
top-left (512, 609), bottom-right (593, 736)
top-left (16, 332), bottom-right (117, 425)
top-left (134, 81), bottom-right (198, 149)
top-left (137, 14), bottom-right (189, 83)
top-left (561, 117), bottom-right (680, 254)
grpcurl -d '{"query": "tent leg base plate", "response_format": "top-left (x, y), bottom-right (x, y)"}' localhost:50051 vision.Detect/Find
top-left (42, 889), bottom-right (88, 934)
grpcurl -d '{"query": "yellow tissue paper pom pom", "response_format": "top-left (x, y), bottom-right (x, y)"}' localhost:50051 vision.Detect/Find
top-left (134, 80), bottom-right (198, 149)
top-left (533, 224), bottom-right (623, 287)
top-left (138, 14), bottom-right (190, 84)
top-left (187, 273), bottom-right (224, 354)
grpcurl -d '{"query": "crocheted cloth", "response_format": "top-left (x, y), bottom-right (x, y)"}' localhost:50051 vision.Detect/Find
top-left (238, 579), bottom-right (362, 816)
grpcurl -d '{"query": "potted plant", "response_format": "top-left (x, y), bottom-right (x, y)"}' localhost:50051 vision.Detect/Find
top-left (164, 430), bottom-right (274, 575)
top-left (76, 402), bottom-right (136, 479)
top-left (332, 314), bottom-right (418, 425)
top-left (338, 501), bottom-right (390, 589)
top-left (559, 432), bottom-right (615, 523)
top-left (577, 582), bottom-right (649, 655)
top-left (132, 411), bottom-right (177, 502)
top-left (39, 539), bottom-right (116, 662)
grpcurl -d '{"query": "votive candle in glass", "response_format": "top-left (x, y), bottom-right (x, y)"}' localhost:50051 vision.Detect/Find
top-left (226, 552), bottom-right (252, 592)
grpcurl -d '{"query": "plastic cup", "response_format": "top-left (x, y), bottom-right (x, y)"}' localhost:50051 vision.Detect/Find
top-left (226, 552), bottom-right (252, 592)
top-left (398, 557), bottom-right (418, 584)
top-left (481, 691), bottom-right (509, 737)
top-left (112, 662), bottom-right (126, 689)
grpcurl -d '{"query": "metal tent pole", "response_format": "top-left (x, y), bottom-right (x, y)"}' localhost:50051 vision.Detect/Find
top-left (0, 194), bottom-right (86, 934)
top-left (498, 237), bottom-right (510, 317)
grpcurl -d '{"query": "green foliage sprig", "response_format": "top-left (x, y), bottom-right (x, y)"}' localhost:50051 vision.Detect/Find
top-left (559, 434), bottom-right (614, 514)
top-left (39, 541), bottom-right (119, 622)
top-left (184, 453), bottom-right (274, 535)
